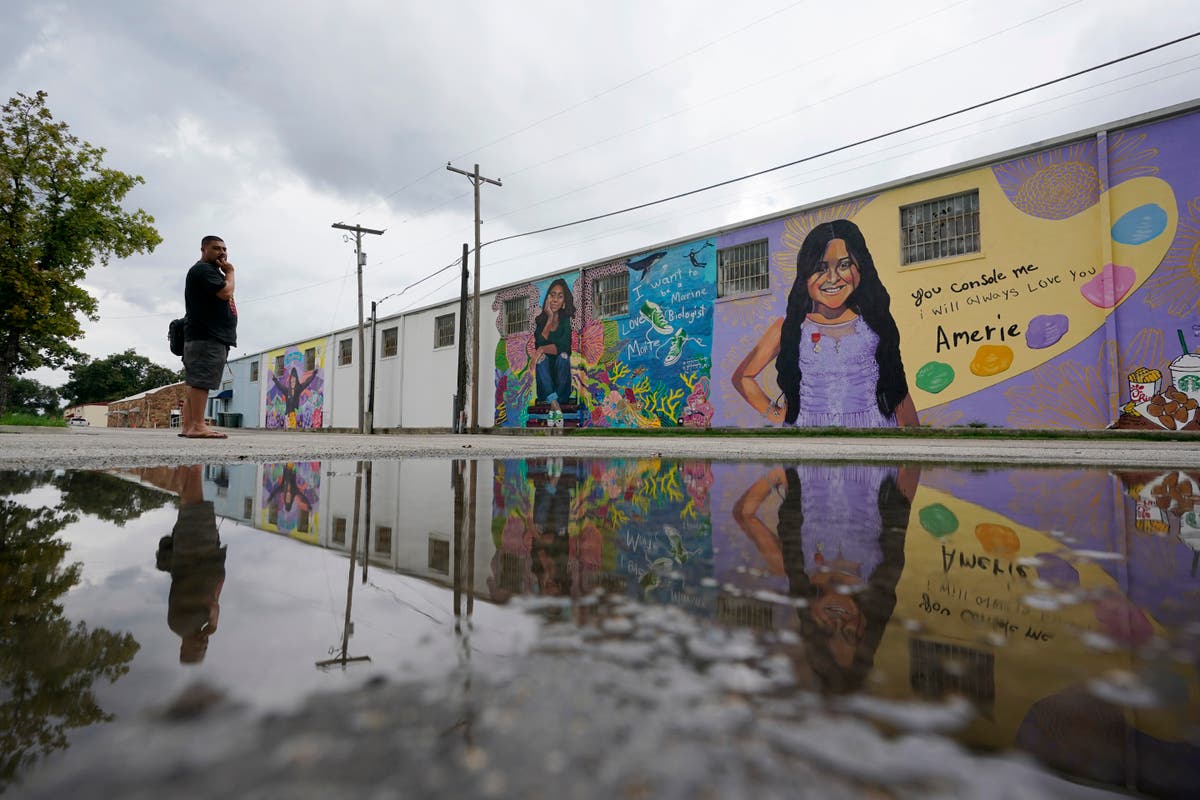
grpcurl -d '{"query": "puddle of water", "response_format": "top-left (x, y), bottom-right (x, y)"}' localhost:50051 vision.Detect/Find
top-left (3, 458), bottom-right (1200, 796)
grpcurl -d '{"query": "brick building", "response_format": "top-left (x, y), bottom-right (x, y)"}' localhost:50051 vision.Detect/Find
top-left (107, 382), bottom-right (188, 429)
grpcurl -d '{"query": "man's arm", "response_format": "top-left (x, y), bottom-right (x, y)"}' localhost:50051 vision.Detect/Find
top-left (215, 260), bottom-right (235, 300)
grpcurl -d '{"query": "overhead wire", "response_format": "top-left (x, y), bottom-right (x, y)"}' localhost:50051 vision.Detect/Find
top-left (481, 30), bottom-right (1200, 248)
top-left (488, 0), bottom-right (1088, 225)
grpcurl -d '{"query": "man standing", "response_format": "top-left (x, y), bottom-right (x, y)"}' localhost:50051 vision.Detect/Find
top-left (181, 235), bottom-right (237, 439)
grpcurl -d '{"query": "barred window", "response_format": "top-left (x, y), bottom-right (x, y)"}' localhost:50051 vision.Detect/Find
top-left (381, 327), bottom-right (398, 358)
top-left (503, 298), bottom-right (528, 335)
top-left (428, 536), bottom-right (449, 574)
top-left (297, 508), bottom-right (310, 533)
top-left (243, 497), bottom-right (252, 519)
top-left (594, 271), bottom-right (629, 318)
top-left (274, 355), bottom-right (285, 376)
top-left (375, 525), bottom-right (393, 555)
top-left (250, 361), bottom-right (259, 382)
top-left (435, 314), bottom-right (455, 348)
top-left (304, 347), bottom-right (316, 372)
top-left (338, 338), bottom-right (353, 366)
top-left (718, 239), bottom-right (769, 298)
top-left (332, 517), bottom-right (347, 546)
top-left (901, 190), bottom-right (980, 265)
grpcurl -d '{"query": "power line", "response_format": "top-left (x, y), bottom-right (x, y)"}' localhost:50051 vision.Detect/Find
top-left (489, 0), bottom-right (1087, 224)
top-left (353, 0), bottom-right (814, 219)
top-left (352, 0), bottom-right (1081, 266)
top-left (483, 30), bottom-right (1200, 248)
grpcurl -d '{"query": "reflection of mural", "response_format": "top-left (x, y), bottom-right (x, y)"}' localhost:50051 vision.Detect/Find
top-left (731, 464), bottom-right (918, 692)
top-left (489, 458), bottom-right (714, 603)
top-left (260, 461), bottom-right (320, 543)
top-left (265, 338), bottom-right (325, 429)
top-left (489, 109), bottom-right (1200, 430)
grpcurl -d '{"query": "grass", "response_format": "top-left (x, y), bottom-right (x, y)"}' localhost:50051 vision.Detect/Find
top-left (565, 424), bottom-right (1197, 442)
top-left (0, 412), bottom-right (67, 427)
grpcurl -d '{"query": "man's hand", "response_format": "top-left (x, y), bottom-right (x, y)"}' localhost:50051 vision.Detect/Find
top-left (217, 259), bottom-right (235, 274)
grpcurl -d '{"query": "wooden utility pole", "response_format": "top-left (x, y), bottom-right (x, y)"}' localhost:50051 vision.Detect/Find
top-left (455, 242), bottom-right (469, 433)
top-left (445, 164), bottom-right (501, 433)
top-left (331, 222), bottom-right (385, 433)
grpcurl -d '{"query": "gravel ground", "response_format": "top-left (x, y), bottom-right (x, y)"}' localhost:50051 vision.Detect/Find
top-left (3, 425), bottom-right (1199, 469)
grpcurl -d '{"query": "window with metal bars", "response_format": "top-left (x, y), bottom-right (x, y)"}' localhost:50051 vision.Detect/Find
top-left (304, 347), bottom-right (316, 371)
top-left (332, 517), bottom-right (347, 546)
top-left (717, 239), bottom-right (769, 298)
top-left (375, 525), bottom-right (393, 555)
top-left (503, 298), bottom-right (528, 335)
top-left (274, 354), bottom-right (285, 375)
top-left (250, 361), bottom-right (259, 382)
top-left (381, 327), bottom-right (398, 358)
top-left (428, 537), bottom-right (449, 574)
top-left (338, 338), bottom-right (353, 366)
top-left (594, 271), bottom-right (629, 318)
top-left (900, 190), bottom-right (980, 265)
top-left (434, 314), bottom-right (455, 348)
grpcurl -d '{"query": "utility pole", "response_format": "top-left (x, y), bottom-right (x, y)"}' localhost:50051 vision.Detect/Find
top-left (331, 222), bottom-right (385, 434)
top-left (445, 164), bottom-right (501, 434)
top-left (455, 243), bottom-right (469, 433)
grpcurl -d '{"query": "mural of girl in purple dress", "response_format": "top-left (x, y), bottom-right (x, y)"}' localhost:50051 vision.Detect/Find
top-left (731, 219), bottom-right (918, 427)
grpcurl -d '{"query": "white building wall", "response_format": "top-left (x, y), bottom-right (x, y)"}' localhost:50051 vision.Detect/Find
top-left (396, 301), bottom-right (467, 429)
top-left (328, 329), bottom-right (361, 429)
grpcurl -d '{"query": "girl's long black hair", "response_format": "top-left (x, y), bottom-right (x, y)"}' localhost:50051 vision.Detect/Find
top-left (777, 466), bottom-right (911, 694)
top-left (775, 219), bottom-right (908, 424)
top-left (533, 278), bottom-right (575, 331)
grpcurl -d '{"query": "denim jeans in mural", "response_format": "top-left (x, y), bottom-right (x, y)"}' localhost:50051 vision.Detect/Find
top-left (536, 353), bottom-right (572, 404)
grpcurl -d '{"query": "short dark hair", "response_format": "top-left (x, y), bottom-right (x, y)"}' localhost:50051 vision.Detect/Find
top-left (201, 235), bottom-right (225, 247)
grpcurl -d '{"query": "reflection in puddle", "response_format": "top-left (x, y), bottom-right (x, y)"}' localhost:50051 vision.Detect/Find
top-left (3, 458), bottom-right (1200, 796)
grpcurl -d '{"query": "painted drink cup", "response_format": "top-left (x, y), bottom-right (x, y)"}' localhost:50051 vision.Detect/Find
top-left (1169, 353), bottom-right (1200, 404)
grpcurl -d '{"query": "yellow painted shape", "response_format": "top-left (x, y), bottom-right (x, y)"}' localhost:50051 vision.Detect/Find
top-left (852, 173), bottom-right (1178, 408)
top-left (867, 485), bottom-right (1197, 749)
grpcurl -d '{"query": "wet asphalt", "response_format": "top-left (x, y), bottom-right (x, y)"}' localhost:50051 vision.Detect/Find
top-left (3, 425), bottom-right (1200, 469)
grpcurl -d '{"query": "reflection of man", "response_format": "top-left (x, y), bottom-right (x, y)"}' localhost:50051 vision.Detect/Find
top-left (156, 464), bottom-right (226, 663)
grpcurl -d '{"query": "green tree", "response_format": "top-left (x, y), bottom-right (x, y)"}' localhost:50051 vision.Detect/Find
top-left (3, 375), bottom-right (61, 415)
top-left (60, 348), bottom-right (181, 405)
top-left (0, 487), bottom-right (140, 788)
top-left (0, 90), bottom-right (162, 416)
top-left (54, 469), bottom-right (174, 525)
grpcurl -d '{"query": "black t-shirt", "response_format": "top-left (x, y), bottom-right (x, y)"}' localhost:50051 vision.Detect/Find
top-left (185, 260), bottom-right (237, 346)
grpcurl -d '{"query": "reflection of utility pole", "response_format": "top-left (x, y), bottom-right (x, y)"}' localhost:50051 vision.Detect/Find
top-left (466, 460), bottom-right (477, 615)
top-left (362, 460), bottom-right (372, 584)
top-left (317, 460), bottom-right (371, 669)
top-left (331, 222), bottom-right (385, 433)
top-left (445, 164), bottom-right (501, 434)
top-left (452, 459), bottom-right (465, 618)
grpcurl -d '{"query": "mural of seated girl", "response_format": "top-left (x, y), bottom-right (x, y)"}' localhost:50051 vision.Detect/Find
top-left (732, 219), bottom-right (918, 427)
top-left (534, 278), bottom-right (575, 423)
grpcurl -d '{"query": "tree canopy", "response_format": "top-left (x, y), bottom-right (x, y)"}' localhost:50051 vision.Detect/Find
top-left (0, 90), bottom-right (161, 415)
top-left (2, 376), bottom-right (61, 416)
top-left (60, 349), bottom-right (180, 405)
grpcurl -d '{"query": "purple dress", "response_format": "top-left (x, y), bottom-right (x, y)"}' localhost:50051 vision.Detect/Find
top-left (792, 316), bottom-right (895, 428)
top-left (797, 463), bottom-right (891, 579)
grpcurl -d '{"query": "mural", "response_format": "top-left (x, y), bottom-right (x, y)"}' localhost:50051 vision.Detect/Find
top-left (489, 457), bottom-right (714, 605)
top-left (488, 109), bottom-right (1200, 430)
top-left (265, 337), bottom-right (325, 429)
top-left (259, 461), bottom-right (320, 544)
top-left (494, 240), bottom-right (717, 428)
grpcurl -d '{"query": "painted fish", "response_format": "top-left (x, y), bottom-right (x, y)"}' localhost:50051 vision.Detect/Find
top-left (627, 250), bottom-right (668, 281)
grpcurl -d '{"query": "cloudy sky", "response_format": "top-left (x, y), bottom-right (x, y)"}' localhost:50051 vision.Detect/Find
top-left (6, 0), bottom-right (1200, 388)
